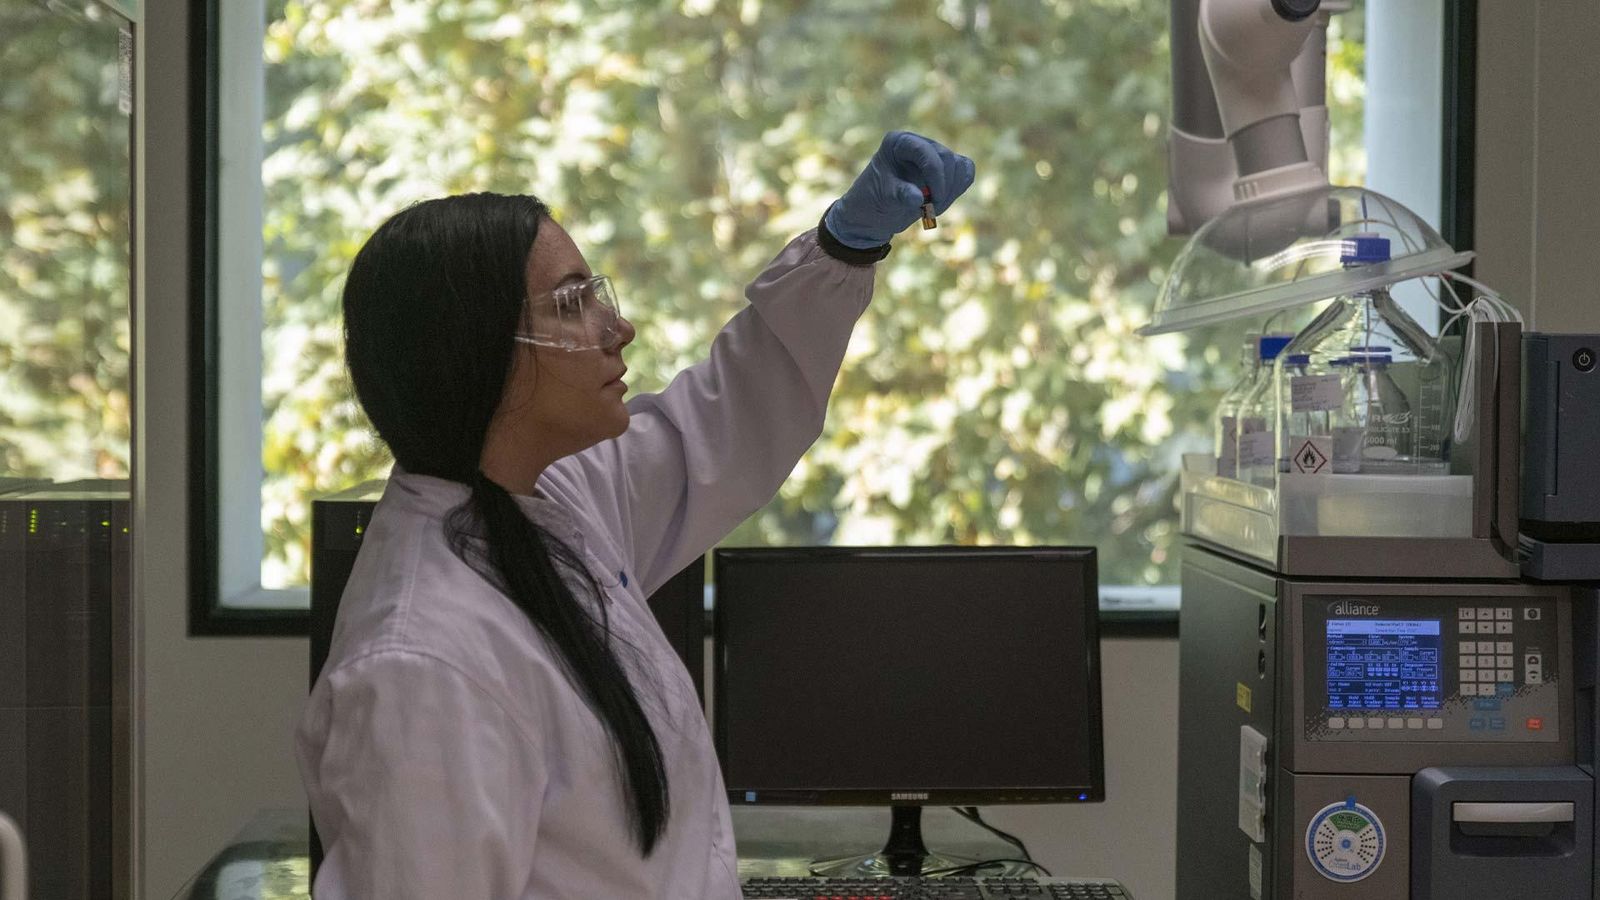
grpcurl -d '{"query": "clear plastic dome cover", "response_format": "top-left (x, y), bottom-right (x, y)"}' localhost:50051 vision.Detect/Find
top-left (1140, 185), bottom-right (1473, 335)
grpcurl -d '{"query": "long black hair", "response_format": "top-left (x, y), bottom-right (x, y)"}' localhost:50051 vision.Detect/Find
top-left (341, 192), bottom-right (669, 853)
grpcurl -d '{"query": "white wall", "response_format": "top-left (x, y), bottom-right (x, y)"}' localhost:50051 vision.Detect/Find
top-left (137, 4), bottom-right (308, 897)
top-left (981, 637), bottom-right (1178, 900)
top-left (1475, 0), bottom-right (1600, 334)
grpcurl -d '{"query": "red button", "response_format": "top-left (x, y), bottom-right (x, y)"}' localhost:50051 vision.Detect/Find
top-left (1527, 717), bottom-right (1544, 731)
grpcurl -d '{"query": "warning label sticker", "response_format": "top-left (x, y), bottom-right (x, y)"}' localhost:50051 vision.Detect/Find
top-left (1290, 436), bottom-right (1332, 475)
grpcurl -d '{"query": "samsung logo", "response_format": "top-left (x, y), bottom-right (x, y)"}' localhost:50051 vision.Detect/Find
top-left (1331, 601), bottom-right (1381, 616)
top-left (891, 792), bottom-right (930, 801)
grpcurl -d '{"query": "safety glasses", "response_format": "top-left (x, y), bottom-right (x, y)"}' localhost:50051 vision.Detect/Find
top-left (514, 274), bottom-right (624, 352)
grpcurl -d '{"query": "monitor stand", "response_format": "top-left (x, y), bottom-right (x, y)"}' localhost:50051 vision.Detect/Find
top-left (808, 806), bottom-right (992, 878)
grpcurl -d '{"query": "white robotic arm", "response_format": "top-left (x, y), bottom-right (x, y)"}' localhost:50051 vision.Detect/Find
top-left (1169, 0), bottom-right (1345, 236)
top-left (1201, 0), bottom-right (1319, 140)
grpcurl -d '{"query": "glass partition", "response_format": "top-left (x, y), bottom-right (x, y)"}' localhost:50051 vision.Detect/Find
top-left (0, 0), bottom-right (137, 896)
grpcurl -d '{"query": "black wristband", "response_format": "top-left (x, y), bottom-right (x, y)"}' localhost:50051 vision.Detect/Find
top-left (817, 204), bottom-right (892, 266)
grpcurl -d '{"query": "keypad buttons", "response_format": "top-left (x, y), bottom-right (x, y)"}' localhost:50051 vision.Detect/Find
top-left (1497, 670), bottom-right (1514, 683)
top-left (1406, 718), bottom-right (1423, 730)
top-left (1525, 607), bottom-right (1542, 621)
top-left (1461, 655), bottom-right (1477, 667)
top-left (1496, 655), bottom-right (1513, 668)
top-left (1495, 607), bottom-right (1513, 620)
top-left (1328, 717), bottom-right (1346, 729)
top-left (1349, 718), bottom-right (1366, 729)
top-left (1476, 607), bottom-right (1495, 621)
top-left (1496, 622), bottom-right (1513, 634)
top-left (1367, 717), bottom-right (1385, 729)
top-left (1427, 718), bottom-right (1444, 730)
top-left (1459, 621), bottom-right (1474, 633)
top-left (1460, 669), bottom-right (1477, 682)
top-left (1497, 641), bottom-right (1514, 654)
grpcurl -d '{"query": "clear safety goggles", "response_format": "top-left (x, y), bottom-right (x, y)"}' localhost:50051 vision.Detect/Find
top-left (514, 274), bottom-right (624, 352)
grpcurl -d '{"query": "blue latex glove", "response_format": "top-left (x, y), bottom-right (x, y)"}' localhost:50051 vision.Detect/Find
top-left (825, 131), bottom-right (977, 250)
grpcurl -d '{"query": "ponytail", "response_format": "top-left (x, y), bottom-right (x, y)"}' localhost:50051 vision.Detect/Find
top-left (445, 473), bottom-right (671, 853)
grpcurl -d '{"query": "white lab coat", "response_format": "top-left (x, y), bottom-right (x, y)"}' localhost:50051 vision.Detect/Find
top-left (295, 230), bottom-right (875, 900)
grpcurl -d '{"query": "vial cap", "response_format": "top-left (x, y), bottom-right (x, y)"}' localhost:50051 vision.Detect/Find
top-left (1345, 350), bottom-right (1394, 365)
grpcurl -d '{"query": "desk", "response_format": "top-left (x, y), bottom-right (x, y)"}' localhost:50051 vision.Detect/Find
top-left (733, 807), bottom-right (1014, 878)
top-left (174, 807), bottom-right (1018, 898)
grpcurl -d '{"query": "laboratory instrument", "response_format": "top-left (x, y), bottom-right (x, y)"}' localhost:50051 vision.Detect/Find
top-left (0, 481), bottom-right (130, 900)
top-left (1157, 4), bottom-right (1598, 893)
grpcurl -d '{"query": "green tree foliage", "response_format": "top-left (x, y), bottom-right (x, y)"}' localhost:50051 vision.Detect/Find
top-left (257, 0), bottom-right (1365, 588)
top-left (0, 1), bottom-right (132, 481)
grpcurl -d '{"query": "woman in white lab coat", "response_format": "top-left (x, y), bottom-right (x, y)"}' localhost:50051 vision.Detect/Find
top-left (296, 132), bottom-right (974, 899)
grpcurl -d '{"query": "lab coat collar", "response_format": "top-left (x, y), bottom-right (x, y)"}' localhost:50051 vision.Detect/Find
top-left (387, 467), bottom-right (587, 549)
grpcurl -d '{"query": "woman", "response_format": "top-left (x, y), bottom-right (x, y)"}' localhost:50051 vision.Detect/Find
top-left (296, 131), bottom-right (975, 898)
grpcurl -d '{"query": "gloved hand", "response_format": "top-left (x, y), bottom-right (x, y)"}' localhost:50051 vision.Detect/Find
top-left (825, 131), bottom-right (977, 250)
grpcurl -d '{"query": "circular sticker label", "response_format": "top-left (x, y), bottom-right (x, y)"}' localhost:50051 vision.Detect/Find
top-left (1305, 799), bottom-right (1386, 882)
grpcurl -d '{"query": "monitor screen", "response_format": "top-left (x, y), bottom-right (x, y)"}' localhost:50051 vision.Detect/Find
top-left (1325, 618), bottom-right (1443, 711)
top-left (713, 547), bottom-right (1102, 805)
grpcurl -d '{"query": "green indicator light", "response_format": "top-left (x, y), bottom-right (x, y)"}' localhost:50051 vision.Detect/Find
top-left (101, 520), bottom-right (111, 528)
top-left (354, 525), bottom-right (364, 535)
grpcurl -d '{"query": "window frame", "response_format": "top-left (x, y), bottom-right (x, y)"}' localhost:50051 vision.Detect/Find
top-left (189, 0), bottom-right (306, 636)
top-left (186, 0), bottom-right (1479, 637)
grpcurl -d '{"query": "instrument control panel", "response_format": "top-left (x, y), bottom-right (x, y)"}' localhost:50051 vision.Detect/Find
top-left (1303, 596), bottom-right (1561, 742)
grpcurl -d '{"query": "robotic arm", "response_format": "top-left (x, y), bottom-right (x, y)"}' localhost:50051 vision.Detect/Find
top-left (1169, 0), bottom-right (1347, 236)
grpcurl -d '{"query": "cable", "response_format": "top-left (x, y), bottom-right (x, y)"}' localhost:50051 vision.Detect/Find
top-left (951, 806), bottom-right (1034, 863)
top-left (922, 858), bottom-right (1055, 879)
top-left (1433, 270), bottom-right (1521, 445)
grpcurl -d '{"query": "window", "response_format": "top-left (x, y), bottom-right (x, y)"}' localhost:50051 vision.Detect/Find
top-left (195, 0), bottom-right (1467, 631)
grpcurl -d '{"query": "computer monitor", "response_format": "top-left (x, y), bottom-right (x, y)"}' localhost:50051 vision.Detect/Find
top-left (712, 546), bottom-right (1103, 877)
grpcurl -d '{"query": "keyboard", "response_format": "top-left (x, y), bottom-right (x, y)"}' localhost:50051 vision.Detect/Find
top-left (740, 875), bottom-right (1132, 899)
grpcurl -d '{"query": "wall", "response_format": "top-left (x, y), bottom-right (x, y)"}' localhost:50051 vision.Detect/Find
top-left (1475, 0), bottom-right (1600, 334)
top-left (137, 3), bottom-right (309, 897)
top-left (980, 637), bottom-right (1179, 900)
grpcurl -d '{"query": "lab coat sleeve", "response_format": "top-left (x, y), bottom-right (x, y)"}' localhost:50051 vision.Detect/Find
top-left (566, 229), bottom-right (875, 595)
top-left (299, 649), bottom-right (547, 900)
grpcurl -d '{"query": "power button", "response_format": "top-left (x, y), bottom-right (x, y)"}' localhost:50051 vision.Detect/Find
top-left (1576, 348), bottom-right (1597, 373)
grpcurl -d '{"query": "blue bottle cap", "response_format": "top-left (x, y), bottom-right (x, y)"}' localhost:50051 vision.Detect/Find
top-left (1346, 350), bottom-right (1393, 365)
top-left (1258, 334), bottom-right (1293, 361)
top-left (1340, 234), bottom-right (1392, 266)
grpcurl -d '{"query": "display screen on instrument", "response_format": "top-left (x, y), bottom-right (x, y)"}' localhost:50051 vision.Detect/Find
top-left (1326, 619), bottom-right (1442, 710)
